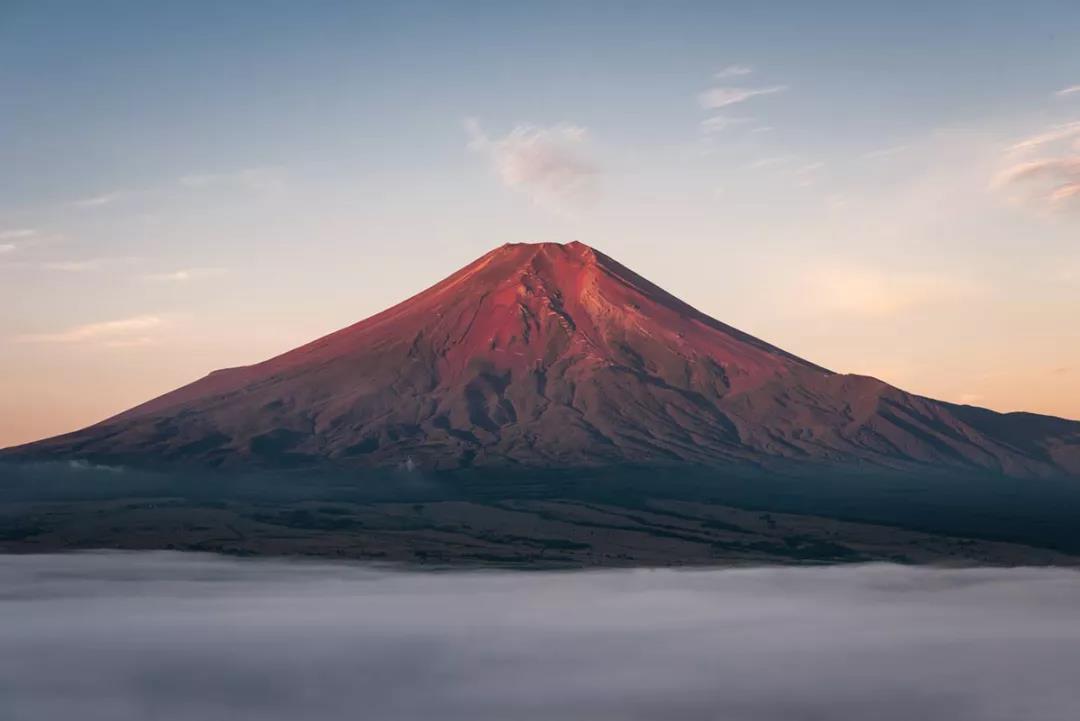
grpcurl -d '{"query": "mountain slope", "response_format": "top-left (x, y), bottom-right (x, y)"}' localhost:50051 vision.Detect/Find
top-left (6, 241), bottom-right (1080, 477)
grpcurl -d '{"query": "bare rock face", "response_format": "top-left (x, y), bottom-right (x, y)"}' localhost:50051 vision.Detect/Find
top-left (8, 241), bottom-right (1080, 477)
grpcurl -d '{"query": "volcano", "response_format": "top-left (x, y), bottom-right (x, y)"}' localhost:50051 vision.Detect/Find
top-left (6, 241), bottom-right (1080, 478)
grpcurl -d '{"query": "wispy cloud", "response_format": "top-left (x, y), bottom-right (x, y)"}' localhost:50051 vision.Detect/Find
top-left (0, 244), bottom-right (15, 255)
top-left (1006, 121), bottom-right (1080, 153)
top-left (745, 156), bottom-right (825, 185)
top-left (698, 85), bottom-right (787, 109)
top-left (979, 87), bottom-right (1080, 216)
top-left (72, 192), bottom-right (122, 208)
top-left (747, 155), bottom-right (797, 170)
top-left (15, 315), bottom-right (163, 344)
top-left (0, 228), bottom-right (37, 241)
top-left (102, 336), bottom-right (158, 348)
top-left (863, 145), bottom-right (909, 160)
top-left (465, 119), bottom-right (597, 212)
top-left (40, 257), bottom-right (139, 272)
top-left (179, 167), bottom-right (286, 193)
top-left (142, 267), bottom-right (227, 282)
top-left (793, 161), bottom-right (826, 186)
top-left (996, 122), bottom-right (1080, 211)
top-left (700, 114), bottom-right (750, 134)
top-left (714, 64), bottom-right (753, 79)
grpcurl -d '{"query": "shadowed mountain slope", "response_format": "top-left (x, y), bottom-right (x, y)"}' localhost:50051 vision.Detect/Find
top-left (6, 241), bottom-right (1080, 478)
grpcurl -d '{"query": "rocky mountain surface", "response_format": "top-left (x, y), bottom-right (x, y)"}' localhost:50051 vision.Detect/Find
top-left (6, 241), bottom-right (1080, 478)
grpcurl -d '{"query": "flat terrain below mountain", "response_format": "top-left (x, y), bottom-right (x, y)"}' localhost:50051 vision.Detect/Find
top-left (3, 460), bottom-right (1079, 566)
top-left (4, 495), bottom-right (1076, 567)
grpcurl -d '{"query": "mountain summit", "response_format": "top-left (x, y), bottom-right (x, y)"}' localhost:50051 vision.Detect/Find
top-left (7, 241), bottom-right (1080, 477)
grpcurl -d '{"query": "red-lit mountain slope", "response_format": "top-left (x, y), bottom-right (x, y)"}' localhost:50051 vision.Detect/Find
top-left (6, 241), bottom-right (1080, 477)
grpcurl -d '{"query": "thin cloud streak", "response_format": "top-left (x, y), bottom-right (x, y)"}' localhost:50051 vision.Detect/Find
top-left (714, 64), bottom-right (753, 79)
top-left (863, 145), bottom-right (909, 160)
top-left (0, 229), bottom-right (37, 241)
top-left (72, 192), bottom-right (122, 208)
top-left (747, 155), bottom-right (797, 169)
top-left (1007, 121), bottom-right (1080, 153)
top-left (996, 122), bottom-right (1080, 211)
top-left (179, 167), bottom-right (287, 193)
top-left (698, 85), bottom-right (787, 109)
top-left (103, 336), bottom-right (157, 348)
top-left (40, 257), bottom-right (139, 272)
top-left (993, 156), bottom-right (1080, 207)
top-left (1056, 85), bottom-right (1080, 98)
top-left (700, 114), bottom-right (750, 134)
top-left (143, 267), bottom-right (227, 282)
top-left (793, 161), bottom-right (826, 186)
top-left (15, 315), bottom-right (163, 344)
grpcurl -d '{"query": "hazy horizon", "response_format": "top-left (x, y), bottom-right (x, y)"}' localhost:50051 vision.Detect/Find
top-left (3, 1), bottom-right (1079, 447)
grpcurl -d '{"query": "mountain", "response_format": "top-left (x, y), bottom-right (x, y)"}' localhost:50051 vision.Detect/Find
top-left (5, 241), bottom-right (1080, 478)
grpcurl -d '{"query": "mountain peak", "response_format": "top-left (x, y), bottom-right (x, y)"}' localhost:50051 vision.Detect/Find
top-left (7, 241), bottom-right (1079, 478)
top-left (496, 239), bottom-right (592, 252)
top-left (485, 240), bottom-right (599, 276)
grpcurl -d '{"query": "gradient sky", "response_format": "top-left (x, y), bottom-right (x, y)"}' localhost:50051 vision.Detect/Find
top-left (2, 0), bottom-right (1079, 447)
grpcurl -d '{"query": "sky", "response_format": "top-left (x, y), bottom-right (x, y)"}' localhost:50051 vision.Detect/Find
top-left (2, 0), bottom-right (1079, 447)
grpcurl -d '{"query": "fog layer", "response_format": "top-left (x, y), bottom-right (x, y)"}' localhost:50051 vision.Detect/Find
top-left (2, 553), bottom-right (1079, 720)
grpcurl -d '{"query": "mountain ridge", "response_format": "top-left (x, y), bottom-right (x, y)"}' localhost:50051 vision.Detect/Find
top-left (5, 241), bottom-right (1080, 478)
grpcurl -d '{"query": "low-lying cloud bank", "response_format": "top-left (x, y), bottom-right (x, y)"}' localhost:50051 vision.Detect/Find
top-left (1, 553), bottom-right (1079, 721)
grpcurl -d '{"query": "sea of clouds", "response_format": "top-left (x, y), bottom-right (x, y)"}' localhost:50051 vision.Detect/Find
top-left (1, 552), bottom-right (1079, 720)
